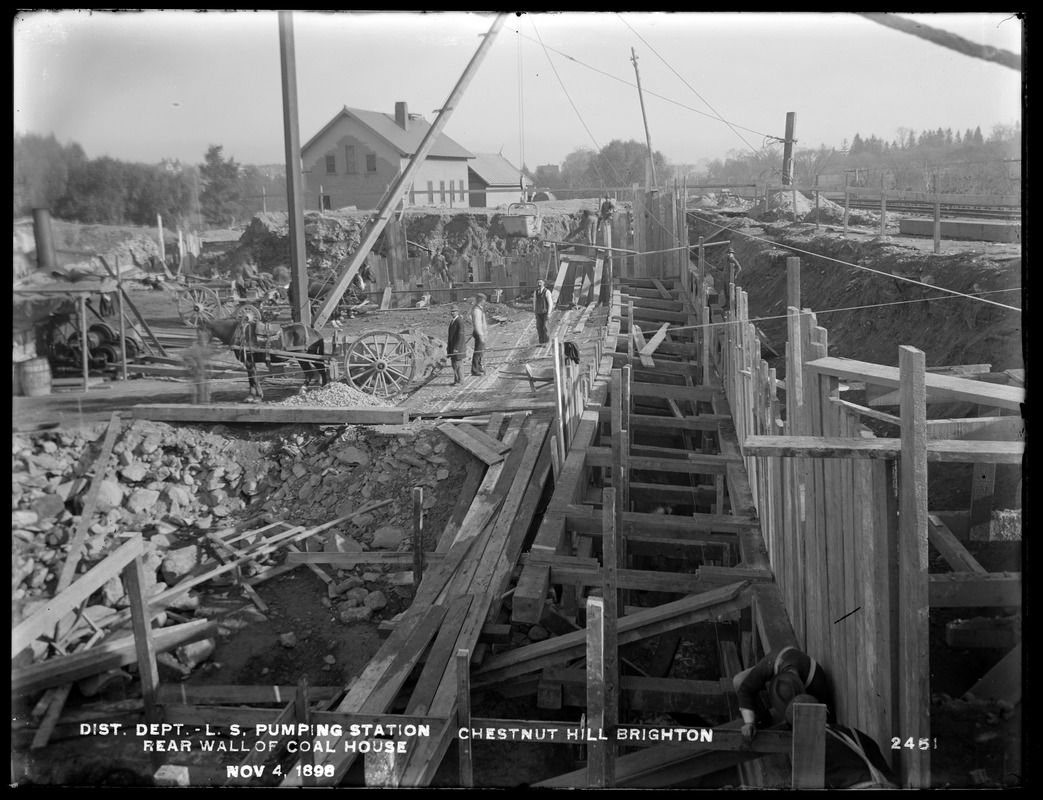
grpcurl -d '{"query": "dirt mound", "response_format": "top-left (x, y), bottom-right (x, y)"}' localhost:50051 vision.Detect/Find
top-left (750, 190), bottom-right (885, 227)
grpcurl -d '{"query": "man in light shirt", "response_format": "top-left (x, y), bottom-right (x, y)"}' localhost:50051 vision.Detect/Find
top-left (532, 279), bottom-right (553, 344)
top-left (470, 293), bottom-right (488, 376)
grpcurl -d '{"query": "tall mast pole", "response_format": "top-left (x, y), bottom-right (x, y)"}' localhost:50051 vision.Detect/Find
top-left (312, 13), bottom-right (508, 328)
top-left (631, 48), bottom-right (658, 192)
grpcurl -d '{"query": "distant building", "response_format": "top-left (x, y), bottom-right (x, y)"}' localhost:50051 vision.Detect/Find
top-left (467, 153), bottom-right (534, 208)
top-left (300, 101), bottom-right (474, 211)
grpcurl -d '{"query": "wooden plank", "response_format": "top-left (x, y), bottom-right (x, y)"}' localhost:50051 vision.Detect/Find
top-left (565, 504), bottom-right (757, 535)
top-left (897, 346), bottom-right (930, 788)
top-left (12, 535), bottom-right (144, 657)
top-left (586, 447), bottom-right (735, 474)
top-left (451, 422), bottom-right (513, 454)
top-left (54, 412), bottom-right (123, 591)
top-left (963, 644), bottom-right (1021, 704)
top-left (927, 416), bottom-right (1025, 441)
top-left (586, 596), bottom-right (609, 787)
top-left (123, 556), bottom-right (160, 723)
top-left (379, 286), bottom-right (392, 310)
top-left (405, 595), bottom-right (473, 716)
top-left (12, 620), bottom-right (216, 695)
top-left (807, 356), bottom-right (1024, 411)
top-left (630, 381), bottom-right (718, 402)
top-left (131, 404), bottom-right (408, 425)
top-left (928, 515), bottom-right (987, 574)
top-left (651, 278), bottom-right (673, 300)
top-left (474, 583), bottom-right (748, 685)
top-left (929, 572), bottom-right (1021, 607)
top-left (437, 423), bottom-right (506, 465)
top-left (456, 649), bottom-right (474, 788)
top-left (742, 435), bottom-right (1023, 463)
top-left (790, 702), bottom-right (827, 788)
top-left (156, 684), bottom-right (340, 706)
top-left (640, 322), bottom-right (672, 359)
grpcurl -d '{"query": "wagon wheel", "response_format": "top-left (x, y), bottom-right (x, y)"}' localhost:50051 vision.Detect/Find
top-left (234, 304), bottom-right (262, 324)
top-left (344, 330), bottom-right (415, 397)
top-left (177, 287), bottom-right (223, 327)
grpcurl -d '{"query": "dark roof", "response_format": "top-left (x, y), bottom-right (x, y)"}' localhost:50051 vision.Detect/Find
top-left (468, 153), bottom-right (534, 188)
top-left (303, 106), bottom-right (473, 160)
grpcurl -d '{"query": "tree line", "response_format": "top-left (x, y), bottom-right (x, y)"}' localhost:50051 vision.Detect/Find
top-left (13, 135), bottom-right (286, 229)
top-left (697, 120), bottom-right (1021, 195)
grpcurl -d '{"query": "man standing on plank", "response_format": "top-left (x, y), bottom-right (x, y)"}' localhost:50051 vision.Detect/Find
top-left (470, 293), bottom-right (487, 376)
top-left (447, 305), bottom-right (466, 385)
top-left (532, 278), bottom-right (554, 344)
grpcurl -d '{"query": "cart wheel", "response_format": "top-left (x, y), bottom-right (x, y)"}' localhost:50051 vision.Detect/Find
top-left (344, 330), bottom-right (415, 397)
top-left (93, 343), bottom-right (122, 364)
top-left (178, 288), bottom-right (223, 327)
top-left (235, 304), bottom-right (262, 324)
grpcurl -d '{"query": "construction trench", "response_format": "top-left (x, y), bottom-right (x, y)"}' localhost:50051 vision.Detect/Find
top-left (11, 193), bottom-right (1023, 788)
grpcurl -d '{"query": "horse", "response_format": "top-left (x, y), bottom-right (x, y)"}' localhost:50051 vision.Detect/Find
top-left (203, 317), bottom-right (328, 402)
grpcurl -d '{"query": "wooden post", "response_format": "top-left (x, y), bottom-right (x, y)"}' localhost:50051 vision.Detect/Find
top-left (552, 335), bottom-right (567, 464)
top-left (879, 174), bottom-right (887, 236)
top-left (898, 346), bottom-right (930, 788)
top-left (123, 556), bottom-right (160, 724)
top-left (843, 174), bottom-right (850, 235)
top-left (78, 295), bottom-right (89, 393)
top-left (295, 675), bottom-right (315, 785)
top-left (602, 219), bottom-right (613, 307)
top-left (814, 174), bottom-right (820, 231)
top-left (116, 255), bottom-right (128, 381)
top-left (726, 245), bottom-right (736, 288)
top-left (585, 595), bottom-right (608, 787)
top-left (157, 213), bottom-right (165, 263)
top-left (790, 702), bottom-right (826, 788)
top-left (932, 173), bottom-right (941, 254)
top-left (456, 648), bottom-right (474, 787)
top-left (601, 487), bottom-right (618, 786)
top-left (787, 257), bottom-right (801, 313)
top-left (412, 487), bottom-right (424, 592)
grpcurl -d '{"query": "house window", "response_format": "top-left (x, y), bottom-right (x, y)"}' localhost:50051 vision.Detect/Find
top-left (427, 181), bottom-right (434, 203)
top-left (325, 154), bottom-right (336, 174)
top-left (345, 146), bottom-right (357, 173)
top-left (439, 181), bottom-right (446, 203)
top-left (449, 180), bottom-right (455, 206)
top-left (366, 153), bottom-right (377, 172)
top-left (322, 195), bottom-right (332, 211)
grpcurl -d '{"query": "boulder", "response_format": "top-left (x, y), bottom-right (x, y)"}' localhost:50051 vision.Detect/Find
top-left (12, 510), bottom-right (38, 528)
top-left (344, 587), bottom-right (370, 604)
top-left (161, 545), bottom-right (201, 585)
top-left (370, 526), bottom-right (405, 550)
top-left (125, 488), bottom-right (160, 515)
top-left (278, 632), bottom-right (298, 649)
top-left (527, 625), bottom-right (550, 642)
top-left (119, 463), bottom-right (149, 483)
top-left (363, 591), bottom-right (388, 611)
top-left (32, 494), bottom-right (66, 521)
top-left (176, 638), bottom-right (215, 669)
top-left (339, 606), bottom-right (372, 624)
top-left (334, 446), bottom-right (370, 466)
top-left (95, 480), bottom-right (124, 513)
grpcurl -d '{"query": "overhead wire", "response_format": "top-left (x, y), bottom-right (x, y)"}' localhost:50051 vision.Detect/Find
top-left (615, 13), bottom-right (765, 158)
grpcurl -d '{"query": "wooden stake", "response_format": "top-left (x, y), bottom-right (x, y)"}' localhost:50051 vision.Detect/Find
top-left (456, 649), bottom-right (474, 787)
top-left (586, 595), bottom-right (608, 787)
top-left (123, 555), bottom-right (160, 724)
top-left (898, 346), bottom-right (930, 788)
top-left (413, 487), bottom-right (424, 592)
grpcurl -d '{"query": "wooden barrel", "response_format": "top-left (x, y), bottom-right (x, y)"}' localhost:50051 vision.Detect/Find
top-left (19, 357), bottom-right (52, 397)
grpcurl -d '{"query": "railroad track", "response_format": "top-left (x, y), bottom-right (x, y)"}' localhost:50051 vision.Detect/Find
top-left (822, 195), bottom-right (1021, 221)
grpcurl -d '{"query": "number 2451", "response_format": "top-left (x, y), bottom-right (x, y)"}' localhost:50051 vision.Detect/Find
top-left (892, 737), bottom-right (936, 750)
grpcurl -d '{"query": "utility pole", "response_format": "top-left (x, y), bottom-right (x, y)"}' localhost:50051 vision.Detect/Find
top-left (630, 48), bottom-right (658, 193)
top-left (782, 111), bottom-right (797, 186)
top-left (279, 10), bottom-right (310, 325)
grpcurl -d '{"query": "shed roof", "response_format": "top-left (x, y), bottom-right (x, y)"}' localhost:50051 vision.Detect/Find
top-left (303, 106), bottom-right (474, 160)
top-left (469, 153), bottom-right (534, 188)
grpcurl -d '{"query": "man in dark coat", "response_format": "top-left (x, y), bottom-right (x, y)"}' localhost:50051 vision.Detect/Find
top-left (447, 305), bottom-right (466, 385)
top-left (733, 645), bottom-right (835, 743)
top-left (532, 279), bottom-right (553, 344)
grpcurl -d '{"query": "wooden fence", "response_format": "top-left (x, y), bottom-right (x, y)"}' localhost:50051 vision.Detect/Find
top-left (705, 254), bottom-right (1024, 788)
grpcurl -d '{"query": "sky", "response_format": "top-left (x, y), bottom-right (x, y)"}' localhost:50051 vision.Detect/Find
top-left (13, 11), bottom-right (1024, 175)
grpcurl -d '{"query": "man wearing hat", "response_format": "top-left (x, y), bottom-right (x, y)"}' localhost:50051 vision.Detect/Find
top-left (733, 645), bottom-right (834, 743)
top-left (447, 305), bottom-right (466, 385)
top-left (470, 293), bottom-right (488, 376)
top-left (532, 279), bottom-right (553, 344)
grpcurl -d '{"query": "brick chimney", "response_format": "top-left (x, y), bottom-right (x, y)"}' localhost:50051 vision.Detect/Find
top-left (395, 101), bottom-right (409, 131)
